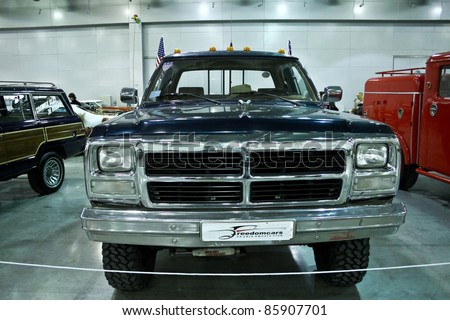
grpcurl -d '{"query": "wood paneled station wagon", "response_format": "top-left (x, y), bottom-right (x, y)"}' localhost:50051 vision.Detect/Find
top-left (0, 81), bottom-right (86, 195)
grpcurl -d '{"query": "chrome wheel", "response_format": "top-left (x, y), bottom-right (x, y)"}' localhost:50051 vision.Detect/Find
top-left (43, 158), bottom-right (63, 187)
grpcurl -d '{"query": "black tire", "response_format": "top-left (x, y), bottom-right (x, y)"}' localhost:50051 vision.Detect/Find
top-left (27, 152), bottom-right (65, 195)
top-left (399, 163), bottom-right (418, 191)
top-left (312, 238), bottom-right (370, 287)
top-left (102, 243), bottom-right (157, 291)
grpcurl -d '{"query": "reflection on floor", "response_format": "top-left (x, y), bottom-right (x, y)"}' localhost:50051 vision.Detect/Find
top-left (0, 156), bottom-right (449, 300)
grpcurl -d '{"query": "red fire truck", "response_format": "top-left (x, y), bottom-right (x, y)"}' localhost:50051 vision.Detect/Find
top-left (363, 52), bottom-right (450, 190)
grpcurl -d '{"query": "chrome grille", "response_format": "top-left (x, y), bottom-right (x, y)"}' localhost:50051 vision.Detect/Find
top-left (250, 179), bottom-right (343, 203)
top-left (145, 152), bottom-right (242, 176)
top-left (145, 149), bottom-right (346, 205)
top-left (148, 182), bottom-right (243, 203)
top-left (250, 150), bottom-right (345, 176)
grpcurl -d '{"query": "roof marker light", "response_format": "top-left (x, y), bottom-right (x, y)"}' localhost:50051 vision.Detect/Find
top-left (278, 49), bottom-right (285, 54)
top-left (209, 46), bottom-right (217, 52)
top-left (243, 46), bottom-right (251, 52)
top-left (227, 45), bottom-right (234, 52)
top-left (173, 48), bottom-right (181, 54)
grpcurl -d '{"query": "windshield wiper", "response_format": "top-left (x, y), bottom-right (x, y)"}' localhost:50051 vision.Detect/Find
top-left (249, 91), bottom-right (302, 107)
top-left (159, 93), bottom-right (222, 105)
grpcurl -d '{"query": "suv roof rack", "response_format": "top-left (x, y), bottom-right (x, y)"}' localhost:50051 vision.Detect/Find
top-left (0, 81), bottom-right (56, 87)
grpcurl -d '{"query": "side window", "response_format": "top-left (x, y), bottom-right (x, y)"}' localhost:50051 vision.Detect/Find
top-left (439, 67), bottom-right (450, 98)
top-left (282, 66), bottom-right (316, 101)
top-left (0, 94), bottom-right (33, 123)
top-left (33, 95), bottom-right (71, 119)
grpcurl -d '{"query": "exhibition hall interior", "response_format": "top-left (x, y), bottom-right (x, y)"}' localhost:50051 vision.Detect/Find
top-left (0, 0), bottom-right (449, 300)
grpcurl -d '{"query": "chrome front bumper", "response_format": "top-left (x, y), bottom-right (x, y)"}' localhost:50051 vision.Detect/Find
top-left (80, 201), bottom-right (407, 247)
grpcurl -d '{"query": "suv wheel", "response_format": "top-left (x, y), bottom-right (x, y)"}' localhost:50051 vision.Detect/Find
top-left (28, 152), bottom-right (65, 195)
top-left (102, 243), bottom-right (157, 291)
top-left (312, 238), bottom-right (370, 287)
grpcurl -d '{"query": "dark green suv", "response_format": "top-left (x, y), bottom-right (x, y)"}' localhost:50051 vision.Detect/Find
top-left (0, 81), bottom-right (86, 194)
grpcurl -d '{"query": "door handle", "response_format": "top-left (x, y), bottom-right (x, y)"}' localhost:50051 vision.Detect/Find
top-left (430, 104), bottom-right (438, 117)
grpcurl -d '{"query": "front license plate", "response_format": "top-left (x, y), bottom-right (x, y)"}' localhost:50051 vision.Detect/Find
top-left (201, 221), bottom-right (294, 242)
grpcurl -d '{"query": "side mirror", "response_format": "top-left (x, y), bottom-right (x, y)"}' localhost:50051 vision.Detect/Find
top-left (322, 86), bottom-right (342, 102)
top-left (120, 87), bottom-right (138, 105)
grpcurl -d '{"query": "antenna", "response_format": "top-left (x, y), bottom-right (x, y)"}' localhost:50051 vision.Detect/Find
top-left (230, 0), bottom-right (233, 48)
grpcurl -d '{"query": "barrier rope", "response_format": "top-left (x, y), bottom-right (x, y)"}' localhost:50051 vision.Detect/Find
top-left (1, 260), bottom-right (449, 276)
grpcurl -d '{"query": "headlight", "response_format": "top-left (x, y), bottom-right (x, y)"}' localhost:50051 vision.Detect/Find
top-left (98, 146), bottom-right (133, 172)
top-left (356, 143), bottom-right (388, 168)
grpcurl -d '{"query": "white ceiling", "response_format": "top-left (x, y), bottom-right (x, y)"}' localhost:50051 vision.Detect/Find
top-left (0, 1), bottom-right (440, 11)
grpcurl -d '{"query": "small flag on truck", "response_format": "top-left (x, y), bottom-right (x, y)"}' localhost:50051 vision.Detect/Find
top-left (156, 36), bottom-right (165, 67)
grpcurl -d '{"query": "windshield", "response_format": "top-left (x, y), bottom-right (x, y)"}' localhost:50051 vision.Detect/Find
top-left (143, 56), bottom-right (318, 104)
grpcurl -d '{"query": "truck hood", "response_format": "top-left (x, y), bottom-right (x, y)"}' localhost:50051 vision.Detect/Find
top-left (90, 101), bottom-right (392, 137)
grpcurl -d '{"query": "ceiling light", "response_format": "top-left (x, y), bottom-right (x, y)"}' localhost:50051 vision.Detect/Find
top-left (433, 6), bottom-right (443, 15)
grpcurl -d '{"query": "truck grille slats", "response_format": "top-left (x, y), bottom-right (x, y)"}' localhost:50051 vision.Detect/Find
top-left (146, 152), bottom-right (242, 176)
top-left (250, 179), bottom-right (342, 202)
top-left (145, 149), bottom-right (346, 204)
top-left (148, 182), bottom-right (243, 203)
top-left (250, 150), bottom-right (345, 175)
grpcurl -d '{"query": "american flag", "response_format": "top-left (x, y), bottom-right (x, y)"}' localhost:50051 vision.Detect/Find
top-left (288, 40), bottom-right (292, 55)
top-left (156, 36), bottom-right (165, 67)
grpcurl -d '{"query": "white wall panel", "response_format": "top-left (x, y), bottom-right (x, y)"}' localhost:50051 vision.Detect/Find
top-left (263, 31), bottom-right (306, 53)
top-left (0, 25), bottom-right (129, 104)
top-left (97, 27), bottom-right (129, 57)
top-left (0, 39), bottom-right (19, 56)
top-left (432, 32), bottom-right (450, 52)
top-left (392, 31), bottom-right (435, 50)
top-left (350, 29), bottom-right (394, 50)
top-left (57, 35), bottom-right (98, 54)
top-left (307, 31), bottom-right (351, 50)
top-left (441, 1), bottom-right (450, 20)
top-left (0, 56), bottom-right (20, 76)
top-left (57, 53), bottom-right (98, 71)
top-left (349, 51), bottom-right (393, 68)
top-left (304, 50), bottom-right (351, 68)
top-left (97, 52), bottom-right (129, 70)
top-left (20, 54), bottom-right (58, 72)
top-left (18, 37), bottom-right (58, 55)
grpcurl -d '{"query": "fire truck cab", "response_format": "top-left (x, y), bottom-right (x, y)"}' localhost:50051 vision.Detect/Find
top-left (363, 52), bottom-right (450, 190)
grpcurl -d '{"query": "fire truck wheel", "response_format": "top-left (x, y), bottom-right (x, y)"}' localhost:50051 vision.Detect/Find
top-left (399, 163), bottom-right (419, 191)
top-left (102, 243), bottom-right (157, 291)
top-left (312, 238), bottom-right (370, 287)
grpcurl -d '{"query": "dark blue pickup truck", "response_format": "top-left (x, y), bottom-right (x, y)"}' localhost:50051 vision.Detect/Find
top-left (80, 49), bottom-right (406, 291)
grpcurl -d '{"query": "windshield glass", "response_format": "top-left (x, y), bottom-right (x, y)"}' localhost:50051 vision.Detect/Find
top-left (144, 56), bottom-right (318, 103)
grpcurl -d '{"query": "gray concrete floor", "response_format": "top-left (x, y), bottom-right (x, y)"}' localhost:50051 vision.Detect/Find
top-left (0, 156), bottom-right (449, 300)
